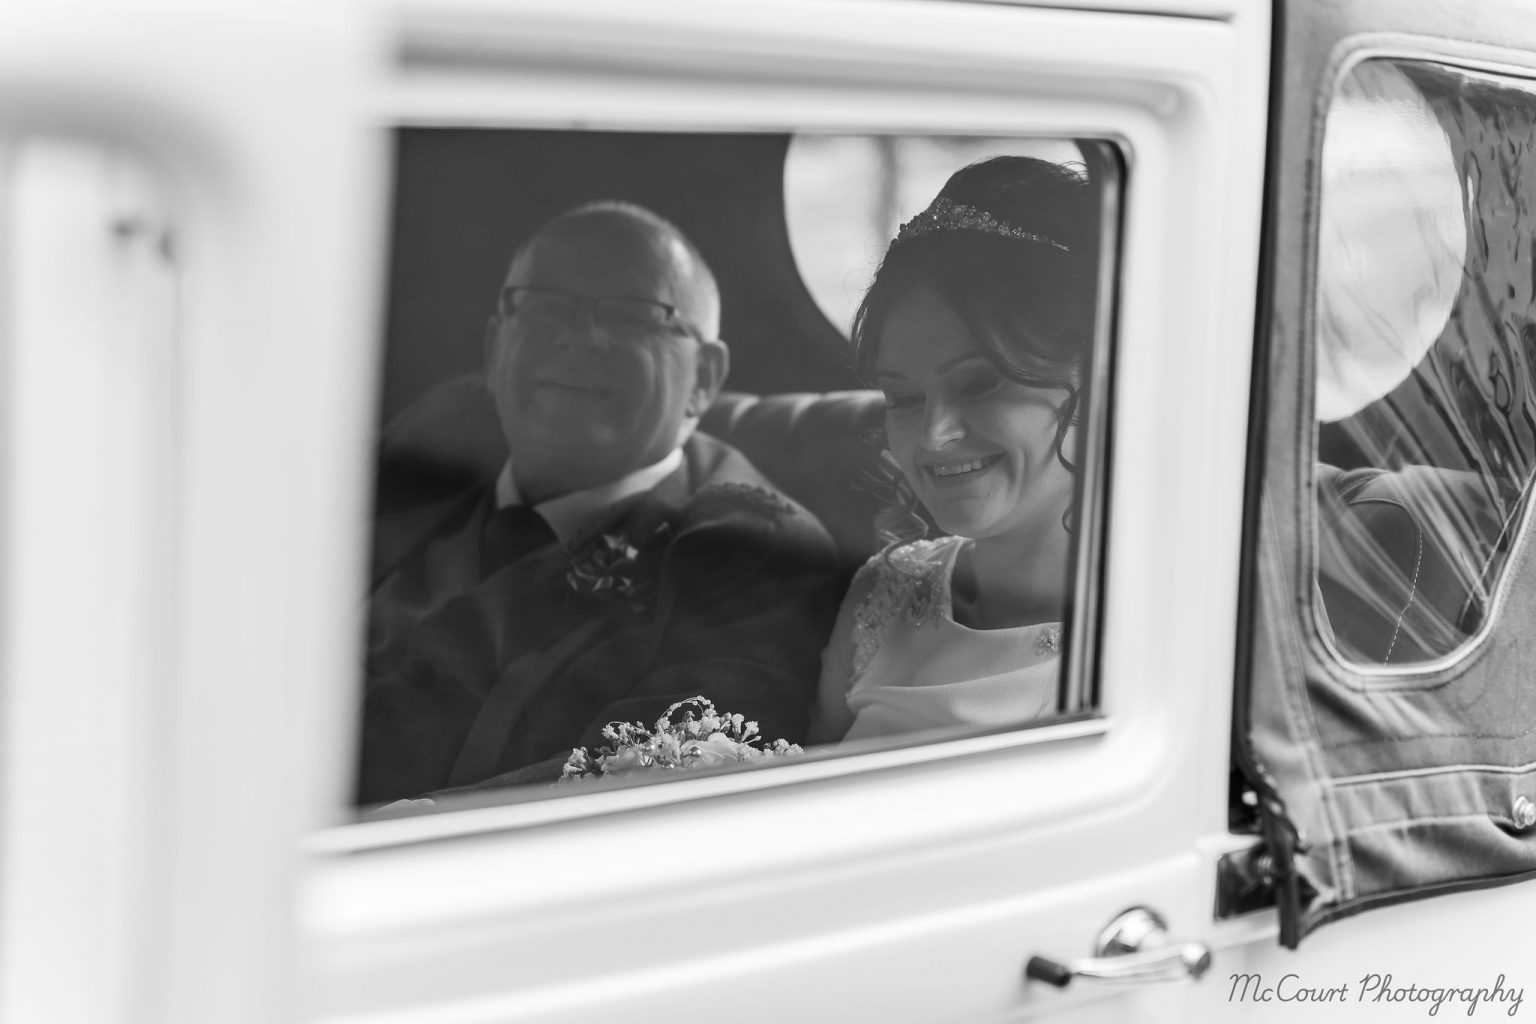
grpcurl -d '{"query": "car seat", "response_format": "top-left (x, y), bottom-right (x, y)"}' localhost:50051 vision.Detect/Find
top-left (373, 375), bottom-right (889, 573)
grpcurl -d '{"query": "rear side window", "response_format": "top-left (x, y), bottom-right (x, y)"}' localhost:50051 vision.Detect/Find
top-left (1313, 58), bottom-right (1536, 669)
top-left (358, 128), bottom-right (1122, 812)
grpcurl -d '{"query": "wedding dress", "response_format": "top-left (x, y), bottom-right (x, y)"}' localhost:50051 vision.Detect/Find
top-left (813, 535), bottom-right (1062, 744)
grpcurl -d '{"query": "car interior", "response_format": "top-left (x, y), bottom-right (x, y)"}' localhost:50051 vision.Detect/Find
top-left (1311, 60), bottom-right (1536, 667)
top-left (373, 128), bottom-right (902, 578)
top-left (373, 129), bottom-right (1116, 581)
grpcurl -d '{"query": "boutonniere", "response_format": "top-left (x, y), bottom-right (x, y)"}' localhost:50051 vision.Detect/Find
top-left (565, 524), bottom-right (670, 610)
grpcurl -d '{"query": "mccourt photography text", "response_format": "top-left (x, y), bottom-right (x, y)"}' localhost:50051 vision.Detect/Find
top-left (1227, 972), bottom-right (1524, 1016)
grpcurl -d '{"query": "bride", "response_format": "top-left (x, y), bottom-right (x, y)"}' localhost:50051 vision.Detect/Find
top-left (811, 155), bottom-right (1100, 744)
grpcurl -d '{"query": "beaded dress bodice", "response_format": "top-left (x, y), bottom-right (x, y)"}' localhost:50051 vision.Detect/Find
top-left (851, 539), bottom-right (953, 678)
top-left (833, 536), bottom-right (1063, 743)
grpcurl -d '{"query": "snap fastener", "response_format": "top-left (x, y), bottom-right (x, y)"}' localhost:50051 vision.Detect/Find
top-left (1514, 796), bottom-right (1536, 830)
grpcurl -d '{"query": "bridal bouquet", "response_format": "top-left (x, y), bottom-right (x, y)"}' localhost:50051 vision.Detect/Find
top-left (558, 697), bottom-right (804, 783)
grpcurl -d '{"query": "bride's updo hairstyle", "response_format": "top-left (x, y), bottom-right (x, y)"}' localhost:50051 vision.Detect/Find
top-left (851, 155), bottom-right (1102, 542)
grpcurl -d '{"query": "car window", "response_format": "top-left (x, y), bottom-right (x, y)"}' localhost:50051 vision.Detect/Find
top-left (358, 128), bottom-right (1121, 813)
top-left (1246, 47), bottom-right (1536, 948)
top-left (1313, 58), bottom-right (1536, 669)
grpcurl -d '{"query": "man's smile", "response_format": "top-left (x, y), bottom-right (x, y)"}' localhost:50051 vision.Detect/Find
top-left (536, 376), bottom-right (614, 397)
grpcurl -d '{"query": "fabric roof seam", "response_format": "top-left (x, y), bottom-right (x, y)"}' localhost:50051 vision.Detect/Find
top-left (1332, 762), bottom-right (1536, 786)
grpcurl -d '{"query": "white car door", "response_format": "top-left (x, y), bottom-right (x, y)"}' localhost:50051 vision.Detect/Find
top-left (14, 1), bottom-right (1440, 1022)
top-left (299, 2), bottom-right (1272, 1022)
top-left (1189, 0), bottom-right (1536, 1019)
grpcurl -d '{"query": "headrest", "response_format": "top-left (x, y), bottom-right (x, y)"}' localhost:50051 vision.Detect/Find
top-left (701, 390), bottom-right (887, 566)
top-left (1316, 464), bottom-right (1504, 664)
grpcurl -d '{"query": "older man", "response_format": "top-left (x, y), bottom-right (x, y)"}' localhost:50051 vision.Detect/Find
top-left (358, 202), bottom-right (840, 804)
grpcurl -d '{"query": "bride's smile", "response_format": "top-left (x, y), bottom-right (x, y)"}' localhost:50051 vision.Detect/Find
top-left (923, 452), bottom-right (1005, 482)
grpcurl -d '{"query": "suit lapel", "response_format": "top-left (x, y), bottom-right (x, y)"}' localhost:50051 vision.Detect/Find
top-left (446, 615), bottom-right (612, 786)
top-left (442, 460), bottom-right (698, 782)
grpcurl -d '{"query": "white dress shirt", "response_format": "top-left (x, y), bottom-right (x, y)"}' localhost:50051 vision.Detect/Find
top-left (493, 448), bottom-right (684, 544)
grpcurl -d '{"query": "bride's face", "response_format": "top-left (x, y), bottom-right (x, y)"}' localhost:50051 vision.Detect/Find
top-left (876, 286), bottom-right (1075, 544)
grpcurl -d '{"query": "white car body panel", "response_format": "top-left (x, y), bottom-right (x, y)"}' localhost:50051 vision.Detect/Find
top-left (1, 2), bottom-right (1531, 1022)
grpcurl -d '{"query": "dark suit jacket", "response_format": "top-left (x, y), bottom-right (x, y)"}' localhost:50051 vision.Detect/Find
top-left (357, 433), bottom-right (842, 805)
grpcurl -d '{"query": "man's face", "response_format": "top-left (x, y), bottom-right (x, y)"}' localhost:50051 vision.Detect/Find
top-left (485, 213), bottom-right (724, 502)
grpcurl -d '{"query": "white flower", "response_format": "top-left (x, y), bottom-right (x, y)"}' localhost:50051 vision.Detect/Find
top-left (557, 696), bottom-right (803, 784)
top-left (598, 747), bottom-right (649, 775)
top-left (652, 732), bottom-right (682, 764)
top-left (682, 732), bottom-right (747, 769)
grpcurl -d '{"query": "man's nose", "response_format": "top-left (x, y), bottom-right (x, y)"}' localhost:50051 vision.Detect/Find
top-left (920, 398), bottom-right (966, 449)
top-left (553, 302), bottom-right (615, 353)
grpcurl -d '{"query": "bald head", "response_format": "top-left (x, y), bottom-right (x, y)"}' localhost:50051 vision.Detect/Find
top-left (507, 202), bottom-right (722, 340)
top-left (484, 202), bottom-right (730, 502)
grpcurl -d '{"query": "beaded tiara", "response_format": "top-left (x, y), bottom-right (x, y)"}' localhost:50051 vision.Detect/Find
top-left (893, 196), bottom-right (1069, 252)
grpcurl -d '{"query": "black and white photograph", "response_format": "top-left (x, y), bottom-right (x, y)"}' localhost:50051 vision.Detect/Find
top-left (359, 127), bottom-right (1114, 808)
top-left (3, 1), bottom-right (1536, 1022)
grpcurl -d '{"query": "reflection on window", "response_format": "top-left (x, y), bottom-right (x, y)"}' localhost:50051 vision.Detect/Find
top-left (1314, 59), bottom-right (1536, 667)
top-left (357, 130), bottom-right (1118, 814)
top-left (784, 135), bottom-right (1086, 334)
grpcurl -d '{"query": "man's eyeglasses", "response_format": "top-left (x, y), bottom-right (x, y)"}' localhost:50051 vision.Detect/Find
top-left (498, 286), bottom-right (698, 339)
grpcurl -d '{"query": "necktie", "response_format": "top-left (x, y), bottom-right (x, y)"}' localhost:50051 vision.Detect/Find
top-left (480, 504), bottom-right (557, 578)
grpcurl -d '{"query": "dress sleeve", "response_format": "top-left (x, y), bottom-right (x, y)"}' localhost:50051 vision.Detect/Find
top-left (807, 555), bottom-right (882, 745)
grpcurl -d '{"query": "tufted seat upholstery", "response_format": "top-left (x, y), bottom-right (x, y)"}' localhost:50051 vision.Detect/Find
top-left (1315, 463), bottom-right (1508, 665)
top-left (700, 390), bottom-right (886, 567)
top-left (374, 375), bottom-right (888, 572)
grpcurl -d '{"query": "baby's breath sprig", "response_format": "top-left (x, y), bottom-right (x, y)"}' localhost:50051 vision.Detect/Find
top-left (558, 697), bottom-right (804, 783)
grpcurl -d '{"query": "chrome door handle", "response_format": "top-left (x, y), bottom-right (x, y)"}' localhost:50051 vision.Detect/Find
top-left (1026, 943), bottom-right (1212, 987)
top-left (1025, 906), bottom-right (1211, 989)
